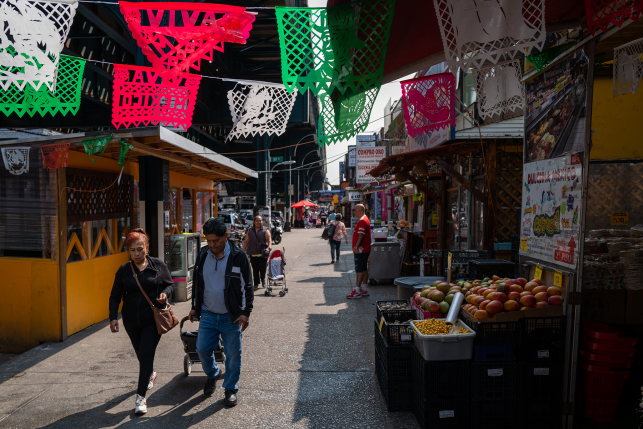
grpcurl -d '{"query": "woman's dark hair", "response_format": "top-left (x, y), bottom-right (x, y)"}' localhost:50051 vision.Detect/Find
top-left (335, 214), bottom-right (342, 221)
top-left (126, 228), bottom-right (149, 248)
top-left (203, 218), bottom-right (227, 236)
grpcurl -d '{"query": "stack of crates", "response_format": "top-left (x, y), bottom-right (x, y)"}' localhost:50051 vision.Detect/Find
top-left (411, 346), bottom-right (470, 429)
top-left (374, 300), bottom-right (415, 412)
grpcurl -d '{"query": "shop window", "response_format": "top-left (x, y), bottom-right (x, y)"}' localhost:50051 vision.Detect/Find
top-left (182, 189), bottom-right (193, 233)
top-left (196, 191), bottom-right (215, 233)
top-left (0, 146), bottom-right (57, 259)
top-left (66, 217), bottom-right (130, 263)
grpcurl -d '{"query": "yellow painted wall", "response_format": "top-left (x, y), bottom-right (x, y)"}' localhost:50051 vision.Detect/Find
top-left (0, 259), bottom-right (60, 353)
top-left (591, 77), bottom-right (643, 159)
top-left (66, 252), bottom-right (129, 336)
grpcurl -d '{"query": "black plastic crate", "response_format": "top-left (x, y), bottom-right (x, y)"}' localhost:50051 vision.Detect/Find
top-left (376, 313), bottom-right (415, 346)
top-left (522, 316), bottom-right (566, 341)
top-left (376, 300), bottom-right (415, 324)
top-left (460, 308), bottom-right (521, 345)
top-left (412, 397), bottom-right (469, 429)
top-left (517, 316), bottom-right (566, 361)
top-left (468, 259), bottom-right (517, 280)
top-left (518, 362), bottom-right (564, 402)
top-left (374, 319), bottom-right (413, 376)
top-left (511, 234), bottom-right (520, 264)
top-left (411, 345), bottom-right (469, 400)
top-left (473, 344), bottom-right (516, 361)
top-left (375, 348), bottom-right (412, 412)
top-left (442, 249), bottom-right (495, 277)
top-left (516, 339), bottom-right (565, 362)
top-left (519, 400), bottom-right (564, 429)
top-left (471, 362), bottom-right (517, 401)
top-left (470, 401), bottom-right (516, 429)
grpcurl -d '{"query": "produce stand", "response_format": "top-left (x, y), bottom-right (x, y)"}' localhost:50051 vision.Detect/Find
top-left (394, 276), bottom-right (445, 301)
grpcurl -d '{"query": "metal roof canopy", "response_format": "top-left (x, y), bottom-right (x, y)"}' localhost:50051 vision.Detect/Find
top-left (65, 126), bottom-right (257, 181)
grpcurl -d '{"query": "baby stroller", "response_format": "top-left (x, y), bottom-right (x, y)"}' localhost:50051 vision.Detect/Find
top-left (265, 248), bottom-right (288, 297)
top-left (180, 316), bottom-right (225, 376)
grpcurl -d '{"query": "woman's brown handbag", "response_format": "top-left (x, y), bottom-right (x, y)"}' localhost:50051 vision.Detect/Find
top-left (130, 262), bottom-right (179, 335)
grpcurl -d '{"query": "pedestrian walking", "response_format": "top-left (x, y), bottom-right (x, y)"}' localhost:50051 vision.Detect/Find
top-left (320, 210), bottom-right (328, 226)
top-left (329, 210), bottom-right (336, 222)
top-left (108, 228), bottom-right (174, 415)
top-left (312, 210), bottom-right (318, 226)
top-left (347, 204), bottom-right (371, 299)
top-left (242, 215), bottom-right (272, 290)
top-left (189, 218), bottom-right (253, 407)
top-left (329, 213), bottom-right (348, 263)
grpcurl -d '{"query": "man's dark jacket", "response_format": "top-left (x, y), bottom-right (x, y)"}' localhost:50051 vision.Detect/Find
top-left (191, 240), bottom-right (254, 322)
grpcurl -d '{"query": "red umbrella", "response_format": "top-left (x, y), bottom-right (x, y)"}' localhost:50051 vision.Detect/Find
top-left (291, 200), bottom-right (318, 208)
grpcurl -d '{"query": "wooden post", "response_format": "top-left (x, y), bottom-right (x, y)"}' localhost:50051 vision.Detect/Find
top-left (82, 221), bottom-right (92, 258)
top-left (484, 143), bottom-right (497, 250)
top-left (109, 219), bottom-right (118, 254)
top-left (214, 190), bottom-right (218, 218)
top-left (192, 189), bottom-right (197, 233)
top-left (56, 167), bottom-right (68, 341)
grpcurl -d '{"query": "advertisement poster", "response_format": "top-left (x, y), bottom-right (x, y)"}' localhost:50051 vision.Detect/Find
top-left (348, 146), bottom-right (356, 167)
top-left (524, 47), bottom-right (589, 163)
top-left (356, 146), bottom-right (386, 184)
top-left (519, 153), bottom-right (582, 268)
top-left (407, 126), bottom-right (450, 153)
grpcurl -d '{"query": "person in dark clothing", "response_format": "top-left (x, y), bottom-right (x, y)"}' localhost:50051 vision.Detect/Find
top-left (242, 215), bottom-right (272, 290)
top-left (109, 228), bottom-right (174, 415)
top-left (320, 211), bottom-right (328, 226)
top-left (189, 218), bottom-right (253, 407)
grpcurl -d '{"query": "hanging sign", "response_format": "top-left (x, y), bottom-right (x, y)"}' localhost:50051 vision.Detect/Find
top-left (0, 0), bottom-right (78, 92)
top-left (520, 153), bottom-right (582, 269)
top-left (585, 0), bottom-right (643, 36)
top-left (41, 142), bottom-right (70, 170)
top-left (475, 60), bottom-right (525, 121)
top-left (349, 191), bottom-right (362, 202)
top-left (356, 146), bottom-right (386, 184)
top-left (0, 55), bottom-right (86, 118)
top-left (433, 0), bottom-right (545, 73)
top-left (275, 0), bottom-right (395, 95)
top-left (1, 147), bottom-right (30, 175)
top-left (401, 73), bottom-right (455, 139)
top-left (348, 146), bottom-right (356, 167)
top-left (611, 212), bottom-right (628, 225)
top-left (227, 84), bottom-right (297, 140)
top-left (613, 37), bottom-right (643, 97)
top-left (534, 265), bottom-right (543, 280)
top-left (119, 1), bottom-right (255, 76)
top-left (111, 65), bottom-right (202, 131)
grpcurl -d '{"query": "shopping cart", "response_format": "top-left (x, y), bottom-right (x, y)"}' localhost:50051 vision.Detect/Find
top-left (265, 248), bottom-right (288, 297)
top-left (180, 316), bottom-right (225, 376)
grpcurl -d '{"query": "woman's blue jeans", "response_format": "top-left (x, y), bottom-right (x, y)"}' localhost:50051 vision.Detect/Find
top-left (330, 239), bottom-right (341, 260)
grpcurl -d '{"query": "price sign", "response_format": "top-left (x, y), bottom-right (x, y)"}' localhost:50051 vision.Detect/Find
top-left (520, 238), bottom-right (528, 252)
top-left (554, 270), bottom-right (562, 287)
top-left (611, 212), bottom-right (628, 225)
top-left (379, 316), bottom-right (384, 332)
top-left (535, 265), bottom-right (543, 280)
top-left (431, 210), bottom-right (438, 226)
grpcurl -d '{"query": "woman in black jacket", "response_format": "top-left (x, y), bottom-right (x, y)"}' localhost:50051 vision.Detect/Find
top-left (109, 228), bottom-right (174, 415)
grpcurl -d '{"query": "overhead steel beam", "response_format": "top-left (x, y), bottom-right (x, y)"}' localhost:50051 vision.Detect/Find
top-left (76, 5), bottom-right (135, 54)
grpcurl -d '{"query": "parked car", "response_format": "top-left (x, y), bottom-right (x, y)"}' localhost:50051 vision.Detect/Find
top-left (216, 211), bottom-right (242, 232)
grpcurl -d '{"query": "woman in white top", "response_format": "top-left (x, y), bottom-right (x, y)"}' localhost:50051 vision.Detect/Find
top-left (329, 214), bottom-right (348, 263)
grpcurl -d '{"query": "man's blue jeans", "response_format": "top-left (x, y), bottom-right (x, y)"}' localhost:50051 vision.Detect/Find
top-left (196, 310), bottom-right (242, 392)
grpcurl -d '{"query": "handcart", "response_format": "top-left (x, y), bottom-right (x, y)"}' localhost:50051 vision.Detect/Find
top-left (180, 316), bottom-right (225, 376)
top-left (265, 248), bottom-right (288, 297)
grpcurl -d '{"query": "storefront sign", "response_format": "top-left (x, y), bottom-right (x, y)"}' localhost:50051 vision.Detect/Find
top-left (356, 146), bottom-right (386, 184)
top-left (349, 192), bottom-right (362, 202)
top-left (339, 161), bottom-right (344, 183)
top-left (348, 146), bottom-right (356, 167)
top-left (318, 190), bottom-right (344, 202)
top-left (520, 153), bottom-right (582, 269)
top-left (611, 212), bottom-right (628, 225)
top-left (408, 127), bottom-right (450, 153)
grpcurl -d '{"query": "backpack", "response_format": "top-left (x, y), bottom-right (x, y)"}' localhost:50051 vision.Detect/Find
top-left (321, 222), bottom-right (336, 240)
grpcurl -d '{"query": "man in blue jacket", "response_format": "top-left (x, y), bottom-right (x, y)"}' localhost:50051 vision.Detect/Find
top-left (189, 218), bottom-right (253, 407)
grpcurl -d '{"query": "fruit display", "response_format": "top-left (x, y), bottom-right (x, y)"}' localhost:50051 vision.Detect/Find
top-left (461, 276), bottom-right (564, 319)
top-left (378, 301), bottom-right (412, 311)
top-left (412, 280), bottom-right (467, 319)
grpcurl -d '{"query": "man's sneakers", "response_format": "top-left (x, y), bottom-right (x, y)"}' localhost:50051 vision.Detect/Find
top-left (135, 394), bottom-right (147, 415)
top-left (347, 287), bottom-right (370, 299)
top-left (203, 374), bottom-right (219, 396)
top-left (224, 390), bottom-right (238, 407)
top-left (147, 370), bottom-right (157, 390)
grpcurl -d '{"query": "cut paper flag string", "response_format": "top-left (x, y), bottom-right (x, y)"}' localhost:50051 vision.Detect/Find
top-left (585, 0), bottom-right (642, 36)
top-left (0, 0), bottom-right (78, 92)
top-left (111, 64), bottom-right (202, 130)
top-left (83, 134), bottom-right (112, 163)
top-left (613, 37), bottom-right (643, 97)
top-left (400, 73), bottom-right (455, 139)
top-left (317, 87), bottom-right (379, 146)
top-left (119, 2), bottom-right (255, 76)
top-left (2, 147), bottom-right (30, 175)
top-left (275, 0), bottom-right (395, 96)
top-left (117, 138), bottom-right (132, 167)
top-left (434, 0), bottom-right (546, 73)
top-left (474, 60), bottom-right (525, 121)
top-left (41, 142), bottom-right (69, 170)
top-left (227, 83), bottom-right (297, 140)
top-left (526, 42), bottom-right (574, 72)
top-left (0, 55), bottom-right (86, 118)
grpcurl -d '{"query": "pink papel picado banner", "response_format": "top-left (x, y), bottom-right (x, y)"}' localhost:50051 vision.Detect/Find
top-left (400, 73), bottom-right (455, 139)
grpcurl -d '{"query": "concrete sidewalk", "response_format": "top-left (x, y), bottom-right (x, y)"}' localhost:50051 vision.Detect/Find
top-left (0, 228), bottom-right (419, 428)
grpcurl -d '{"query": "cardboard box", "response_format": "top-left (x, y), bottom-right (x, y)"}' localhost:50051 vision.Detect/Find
top-left (626, 290), bottom-right (643, 324)
top-left (581, 289), bottom-right (626, 324)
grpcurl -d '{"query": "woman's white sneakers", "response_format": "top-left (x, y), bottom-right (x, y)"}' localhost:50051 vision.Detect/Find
top-left (147, 370), bottom-right (157, 390)
top-left (135, 394), bottom-right (147, 414)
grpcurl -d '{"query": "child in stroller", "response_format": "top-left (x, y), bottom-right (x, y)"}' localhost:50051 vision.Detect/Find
top-left (265, 248), bottom-right (288, 296)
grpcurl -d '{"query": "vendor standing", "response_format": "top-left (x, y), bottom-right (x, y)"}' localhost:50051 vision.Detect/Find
top-left (242, 215), bottom-right (272, 290)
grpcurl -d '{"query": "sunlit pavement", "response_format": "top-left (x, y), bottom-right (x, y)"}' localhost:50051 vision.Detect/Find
top-left (0, 227), bottom-right (418, 428)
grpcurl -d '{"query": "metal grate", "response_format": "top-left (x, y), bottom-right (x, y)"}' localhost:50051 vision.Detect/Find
top-left (66, 168), bottom-right (132, 223)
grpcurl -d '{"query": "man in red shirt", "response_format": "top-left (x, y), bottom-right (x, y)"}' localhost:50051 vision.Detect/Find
top-left (347, 204), bottom-right (371, 299)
